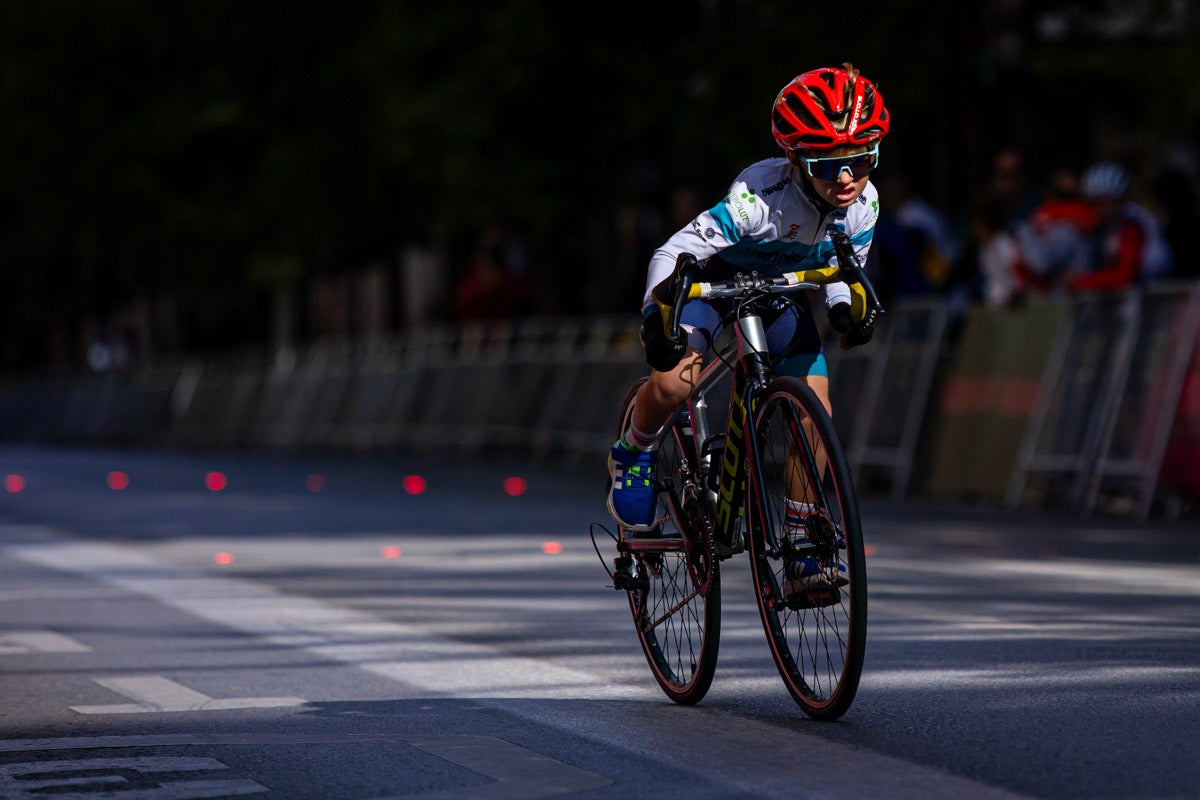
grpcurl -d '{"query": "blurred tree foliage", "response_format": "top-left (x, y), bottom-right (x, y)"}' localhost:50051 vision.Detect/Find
top-left (0, 0), bottom-right (1195, 368)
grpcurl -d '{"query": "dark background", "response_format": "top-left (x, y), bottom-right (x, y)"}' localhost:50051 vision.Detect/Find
top-left (1, 0), bottom-right (1196, 370)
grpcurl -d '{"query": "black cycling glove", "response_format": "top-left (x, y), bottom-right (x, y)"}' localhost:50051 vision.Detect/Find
top-left (640, 311), bottom-right (687, 372)
top-left (828, 302), bottom-right (876, 348)
top-left (828, 302), bottom-right (854, 334)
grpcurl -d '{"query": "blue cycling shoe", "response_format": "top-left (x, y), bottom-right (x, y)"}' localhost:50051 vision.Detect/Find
top-left (607, 441), bottom-right (658, 532)
top-left (782, 511), bottom-right (848, 603)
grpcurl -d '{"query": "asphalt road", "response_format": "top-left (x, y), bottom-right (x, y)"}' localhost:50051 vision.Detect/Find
top-left (0, 444), bottom-right (1198, 800)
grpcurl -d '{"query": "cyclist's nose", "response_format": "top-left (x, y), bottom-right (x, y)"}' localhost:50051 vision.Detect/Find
top-left (836, 168), bottom-right (855, 185)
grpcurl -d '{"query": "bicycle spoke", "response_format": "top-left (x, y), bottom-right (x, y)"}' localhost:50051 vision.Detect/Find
top-left (615, 378), bottom-right (721, 706)
top-left (747, 378), bottom-right (867, 720)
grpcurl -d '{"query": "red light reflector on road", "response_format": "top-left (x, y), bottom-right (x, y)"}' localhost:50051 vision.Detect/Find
top-left (107, 471), bottom-right (130, 490)
top-left (306, 474), bottom-right (325, 492)
top-left (541, 541), bottom-right (563, 555)
top-left (403, 475), bottom-right (426, 494)
top-left (4, 474), bottom-right (25, 493)
top-left (205, 472), bottom-right (228, 491)
top-left (214, 552), bottom-right (235, 565)
top-left (503, 477), bottom-right (527, 496)
top-left (381, 545), bottom-right (402, 559)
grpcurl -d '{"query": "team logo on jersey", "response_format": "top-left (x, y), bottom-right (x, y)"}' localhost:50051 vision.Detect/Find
top-left (761, 177), bottom-right (789, 196)
top-left (692, 220), bottom-right (719, 240)
top-left (729, 188), bottom-right (755, 223)
top-left (785, 224), bottom-right (800, 240)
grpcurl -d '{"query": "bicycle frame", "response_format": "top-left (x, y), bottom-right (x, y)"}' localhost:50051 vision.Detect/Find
top-left (646, 302), bottom-right (780, 555)
top-left (641, 303), bottom-right (842, 565)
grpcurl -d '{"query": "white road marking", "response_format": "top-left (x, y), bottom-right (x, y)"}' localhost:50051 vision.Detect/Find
top-left (6, 530), bottom-right (1037, 799)
top-left (0, 735), bottom-right (610, 799)
top-left (70, 675), bottom-right (306, 715)
top-left (0, 630), bottom-right (91, 654)
top-left (10, 537), bottom-right (616, 700)
top-left (0, 755), bottom-right (266, 799)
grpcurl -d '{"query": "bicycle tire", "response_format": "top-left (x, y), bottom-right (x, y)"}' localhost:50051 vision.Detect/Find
top-left (747, 377), bottom-right (867, 720)
top-left (615, 378), bottom-right (721, 705)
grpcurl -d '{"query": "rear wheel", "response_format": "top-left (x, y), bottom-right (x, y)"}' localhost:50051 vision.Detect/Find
top-left (615, 379), bottom-right (720, 705)
top-left (747, 377), bottom-right (867, 720)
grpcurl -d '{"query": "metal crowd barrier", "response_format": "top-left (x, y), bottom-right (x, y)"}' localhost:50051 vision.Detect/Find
top-left (1005, 282), bottom-right (1200, 518)
top-left (161, 315), bottom-right (646, 460)
top-left (0, 289), bottom-right (1196, 518)
top-left (827, 298), bottom-right (949, 501)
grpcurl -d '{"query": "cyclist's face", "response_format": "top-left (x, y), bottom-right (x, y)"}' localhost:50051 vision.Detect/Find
top-left (809, 170), bottom-right (869, 207)
top-left (792, 146), bottom-right (874, 208)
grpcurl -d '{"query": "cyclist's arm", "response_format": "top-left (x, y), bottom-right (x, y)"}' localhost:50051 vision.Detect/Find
top-left (1071, 220), bottom-right (1144, 291)
top-left (821, 181), bottom-right (879, 311)
top-left (642, 178), bottom-right (775, 311)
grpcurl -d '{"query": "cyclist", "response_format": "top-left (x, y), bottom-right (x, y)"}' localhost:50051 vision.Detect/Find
top-left (608, 64), bottom-right (888, 585)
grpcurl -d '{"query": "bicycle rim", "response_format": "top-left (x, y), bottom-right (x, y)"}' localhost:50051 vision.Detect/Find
top-left (617, 380), bottom-right (721, 705)
top-left (748, 377), bottom-right (867, 720)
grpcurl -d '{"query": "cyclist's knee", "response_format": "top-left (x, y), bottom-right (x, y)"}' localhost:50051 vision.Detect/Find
top-left (806, 375), bottom-right (832, 417)
top-left (646, 350), bottom-right (702, 407)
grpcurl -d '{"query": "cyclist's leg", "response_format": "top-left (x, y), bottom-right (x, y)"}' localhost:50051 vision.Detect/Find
top-left (770, 306), bottom-right (831, 505)
top-left (769, 309), bottom-right (845, 587)
top-left (630, 300), bottom-right (723, 434)
top-left (629, 349), bottom-right (703, 440)
top-left (749, 378), bottom-right (866, 720)
top-left (609, 302), bottom-right (720, 530)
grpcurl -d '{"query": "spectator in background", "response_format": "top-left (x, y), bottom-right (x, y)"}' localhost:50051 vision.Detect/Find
top-left (970, 198), bottom-right (1023, 308)
top-left (453, 224), bottom-right (535, 321)
top-left (874, 171), bottom-right (960, 298)
top-left (1068, 161), bottom-right (1173, 292)
top-left (988, 148), bottom-right (1040, 228)
top-left (1016, 168), bottom-right (1096, 295)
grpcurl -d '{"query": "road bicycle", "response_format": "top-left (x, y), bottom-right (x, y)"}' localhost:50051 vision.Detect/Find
top-left (596, 233), bottom-right (882, 720)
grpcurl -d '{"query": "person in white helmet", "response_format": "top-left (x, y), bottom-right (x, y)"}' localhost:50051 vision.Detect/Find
top-left (1068, 161), bottom-right (1173, 291)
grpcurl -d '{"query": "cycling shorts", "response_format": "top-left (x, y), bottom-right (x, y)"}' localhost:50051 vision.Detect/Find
top-left (678, 297), bottom-right (827, 379)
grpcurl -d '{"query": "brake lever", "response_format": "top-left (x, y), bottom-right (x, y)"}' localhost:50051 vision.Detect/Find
top-left (831, 232), bottom-right (885, 315)
top-left (668, 253), bottom-right (698, 344)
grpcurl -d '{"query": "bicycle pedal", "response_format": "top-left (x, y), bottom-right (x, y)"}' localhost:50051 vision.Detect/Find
top-left (781, 575), bottom-right (846, 609)
top-left (713, 533), bottom-right (745, 560)
top-left (612, 569), bottom-right (638, 591)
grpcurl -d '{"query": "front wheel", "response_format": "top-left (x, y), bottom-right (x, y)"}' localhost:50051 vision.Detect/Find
top-left (615, 379), bottom-right (720, 705)
top-left (747, 378), bottom-right (867, 720)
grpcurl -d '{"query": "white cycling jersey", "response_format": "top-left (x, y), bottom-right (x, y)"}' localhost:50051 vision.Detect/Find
top-left (643, 157), bottom-right (880, 313)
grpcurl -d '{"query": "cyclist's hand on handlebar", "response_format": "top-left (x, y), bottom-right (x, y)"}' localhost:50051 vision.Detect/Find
top-left (828, 302), bottom-right (855, 335)
top-left (640, 255), bottom-right (696, 373)
top-left (841, 315), bottom-right (876, 348)
top-left (640, 311), bottom-right (687, 372)
top-left (828, 301), bottom-right (877, 349)
top-left (650, 272), bottom-right (678, 325)
top-left (846, 281), bottom-right (872, 325)
top-left (828, 277), bottom-right (877, 349)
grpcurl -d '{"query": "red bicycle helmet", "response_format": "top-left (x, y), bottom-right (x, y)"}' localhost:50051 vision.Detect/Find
top-left (771, 63), bottom-right (890, 152)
